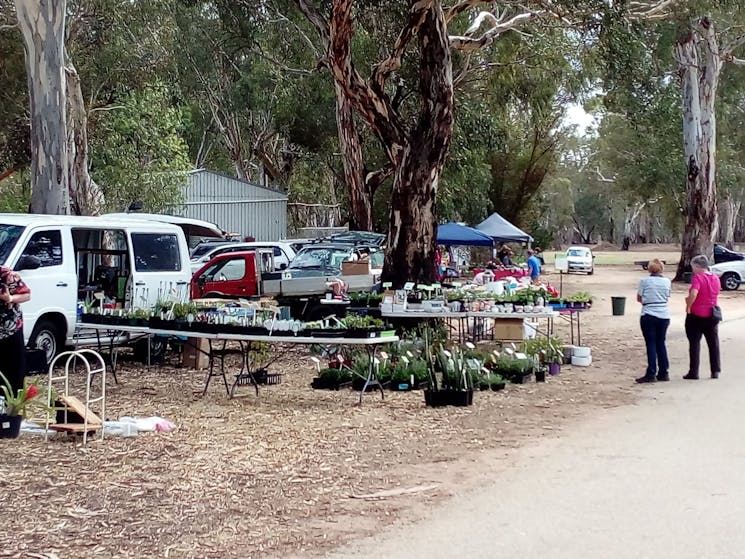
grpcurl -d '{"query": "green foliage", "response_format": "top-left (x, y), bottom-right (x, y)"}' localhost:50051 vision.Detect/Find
top-left (0, 173), bottom-right (30, 213)
top-left (342, 315), bottom-right (385, 330)
top-left (90, 82), bottom-right (190, 212)
top-left (318, 367), bottom-right (353, 383)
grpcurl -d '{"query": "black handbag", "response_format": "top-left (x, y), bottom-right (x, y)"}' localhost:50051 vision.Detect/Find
top-left (712, 305), bottom-right (723, 322)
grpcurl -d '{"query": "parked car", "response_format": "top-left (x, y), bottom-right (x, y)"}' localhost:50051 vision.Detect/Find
top-left (711, 259), bottom-right (744, 290)
top-left (325, 231), bottom-right (386, 246)
top-left (565, 246), bottom-right (594, 274)
top-left (713, 243), bottom-right (745, 265)
top-left (287, 244), bottom-right (383, 276)
top-left (190, 241), bottom-right (296, 273)
top-left (190, 240), bottom-right (235, 259)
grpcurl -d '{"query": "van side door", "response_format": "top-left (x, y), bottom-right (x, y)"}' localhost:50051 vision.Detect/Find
top-left (129, 231), bottom-right (191, 307)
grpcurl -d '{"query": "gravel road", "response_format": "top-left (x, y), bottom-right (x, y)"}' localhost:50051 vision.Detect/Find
top-left (313, 315), bottom-right (745, 559)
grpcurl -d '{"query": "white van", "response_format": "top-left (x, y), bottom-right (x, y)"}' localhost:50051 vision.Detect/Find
top-left (0, 214), bottom-right (191, 360)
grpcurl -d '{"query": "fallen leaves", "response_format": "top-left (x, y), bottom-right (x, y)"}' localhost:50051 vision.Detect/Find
top-left (0, 331), bottom-right (634, 559)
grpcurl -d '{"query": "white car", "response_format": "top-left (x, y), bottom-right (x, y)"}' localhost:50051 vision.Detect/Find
top-left (711, 261), bottom-right (744, 290)
top-left (190, 241), bottom-right (296, 274)
top-left (566, 246), bottom-right (594, 274)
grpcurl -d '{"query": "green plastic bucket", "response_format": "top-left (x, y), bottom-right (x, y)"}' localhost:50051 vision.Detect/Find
top-left (611, 296), bottom-right (626, 316)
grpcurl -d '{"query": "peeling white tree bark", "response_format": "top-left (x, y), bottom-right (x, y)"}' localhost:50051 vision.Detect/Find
top-left (674, 20), bottom-right (721, 279)
top-left (66, 58), bottom-right (105, 215)
top-left (721, 194), bottom-right (740, 248)
top-left (15, 0), bottom-right (70, 214)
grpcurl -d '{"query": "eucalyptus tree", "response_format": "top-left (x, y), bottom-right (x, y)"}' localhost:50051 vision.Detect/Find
top-left (13, 0), bottom-right (70, 214)
top-left (601, 0), bottom-right (745, 277)
top-left (291, 0), bottom-right (583, 286)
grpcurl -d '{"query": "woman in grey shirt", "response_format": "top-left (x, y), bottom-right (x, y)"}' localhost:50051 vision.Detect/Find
top-left (636, 259), bottom-right (672, 383)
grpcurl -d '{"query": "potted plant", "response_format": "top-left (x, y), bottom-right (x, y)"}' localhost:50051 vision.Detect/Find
top-left (546, 338), bottom-right (563, 375)
top-left (311, 367), bottom-right (353, 390)
top-left (343, 315), bottom-right (394, 338)
top-left (434, 347), bottom-right (475, 406)
top-left (0, 373), bottom-right (50, 439)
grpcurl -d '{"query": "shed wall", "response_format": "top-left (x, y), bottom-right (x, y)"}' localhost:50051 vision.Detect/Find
top-left (171, 170), bottom-right (287, 240)
top-left (175, 199), bottom-right (287, 241)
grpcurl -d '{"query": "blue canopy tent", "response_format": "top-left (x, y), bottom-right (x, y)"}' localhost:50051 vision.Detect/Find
top-left (475, 213), bottom-right (533, 243)
top-left (436, 222), bottom-right (494, 247)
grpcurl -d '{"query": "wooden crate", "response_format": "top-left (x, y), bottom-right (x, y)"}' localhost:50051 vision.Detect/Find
top-left (342, 260), bottom-right (370, 276)
top-left (182, 338), bottom-right (210, 370)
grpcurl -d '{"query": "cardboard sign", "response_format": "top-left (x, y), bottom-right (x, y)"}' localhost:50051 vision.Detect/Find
top-left (555, 256), bottom-right (568, 273)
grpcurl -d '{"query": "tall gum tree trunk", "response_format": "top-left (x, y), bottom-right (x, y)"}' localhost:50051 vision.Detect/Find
top-left (382, 4), bottom-right (454, 287)
top-left (675, 22), bottom-right (720, 280)
top-left (15, 0), bottom-right (70, 214)
top-left (66, 58), bottom-right (105, 215)
top-left (721, 194), bottom-right (740, 248)
top-left (335, 82), bottom-right (372, 231)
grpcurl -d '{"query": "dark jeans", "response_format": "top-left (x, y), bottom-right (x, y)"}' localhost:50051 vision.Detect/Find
top-left (640, 314), bottom-right (670, 377)
top-left (0, 329), bottom-right (26, 395)
top-left (685, 313), bottom-right (720, 376)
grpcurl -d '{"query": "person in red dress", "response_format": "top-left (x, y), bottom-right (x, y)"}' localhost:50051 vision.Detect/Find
top-left (0, 266), bottom-right (32, 393)
top-left (683, 255), bottom-right (721, 380)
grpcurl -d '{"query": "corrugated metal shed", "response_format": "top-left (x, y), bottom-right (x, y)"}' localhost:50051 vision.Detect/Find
top-left (170, 170), bottom-right (288, 241)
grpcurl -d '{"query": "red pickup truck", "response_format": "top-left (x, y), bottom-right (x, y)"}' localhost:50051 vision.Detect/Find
top-left (191, 250), bottom-right (350, 320)
top-left (191, 250), bottom-right (261, 300)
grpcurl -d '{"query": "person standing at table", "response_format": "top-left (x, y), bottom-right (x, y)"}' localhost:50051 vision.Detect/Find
top-left (527, 249), bottom-right (542, 283)
top-left (635, 258), bottom-right (671, 383)
top-left (683, 254), bottom-right (721, 380)
top-left (0, 265), bottom-right (32, 394)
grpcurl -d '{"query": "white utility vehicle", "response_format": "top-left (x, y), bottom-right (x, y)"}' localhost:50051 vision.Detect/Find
top-left (566, 246), bottom-right (594, 274)
top-left (0, 214), bottom-right (191, 361)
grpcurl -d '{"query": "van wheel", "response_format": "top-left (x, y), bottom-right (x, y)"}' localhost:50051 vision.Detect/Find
top-left (133, 337), bottom-right (167, 364)
top-left (29, 319), bottom-right (62, 364)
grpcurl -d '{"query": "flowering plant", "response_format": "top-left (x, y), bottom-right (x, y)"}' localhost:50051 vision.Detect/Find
top-left (0, 372), bottom-right (50, 418)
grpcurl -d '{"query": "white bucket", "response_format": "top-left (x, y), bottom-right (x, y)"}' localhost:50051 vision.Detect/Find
top-left (571, 355), bottom-right (592, 367)
top-left (523, 320), bottom-right (538, 340)
top-left (572, 346), bottom-right (592, 358)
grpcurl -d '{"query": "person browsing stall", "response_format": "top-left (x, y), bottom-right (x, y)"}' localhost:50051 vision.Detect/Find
top-left (0, 265), bottom-right (32, 393)
top-left (527, 249), bottom-right (542, 283)
top-left (635, 258), bottom-right (671, 383)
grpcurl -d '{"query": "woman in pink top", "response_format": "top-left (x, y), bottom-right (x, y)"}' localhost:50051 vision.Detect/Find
top-left (683, 254), bottom-right (721, 379)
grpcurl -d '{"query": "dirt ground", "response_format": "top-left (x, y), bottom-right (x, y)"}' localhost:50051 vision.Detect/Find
top-left (2, 248), bottom-right (743, 559)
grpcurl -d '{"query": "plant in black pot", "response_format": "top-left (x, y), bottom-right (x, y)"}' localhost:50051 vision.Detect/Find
top-left (312, 367), bottom-right (353, 390)
top-left (343, 314), bottom-right (393, 338)
top-left (489, 373), bottom-right (507, 391)
top-left (434, 347), bottom-right (474, 406)
top-left (494, 357), bottom-right (533, 385)
top-left (0, 373), bottom-right (51, 439)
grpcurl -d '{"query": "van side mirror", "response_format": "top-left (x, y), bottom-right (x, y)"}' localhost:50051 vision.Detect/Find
top-left (279, 263), bottom-right (287, 270)
top-left (16, 255), bottom-right (41, 271)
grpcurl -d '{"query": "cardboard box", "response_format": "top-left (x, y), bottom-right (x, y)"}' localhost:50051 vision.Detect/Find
top-left (182, 338), bottom-right (210, 370)
top-left (490, 318), bottom-right (525, 341)
top-left (342, 260), bottom-right (370, 276)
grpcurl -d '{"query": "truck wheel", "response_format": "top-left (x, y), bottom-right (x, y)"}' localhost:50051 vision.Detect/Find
top-left (29, 319), bottom-right (63, 364)
top-left (721, 272), bottom-right (740, 291)
top-left (306, 305), bottom-right (328, 321)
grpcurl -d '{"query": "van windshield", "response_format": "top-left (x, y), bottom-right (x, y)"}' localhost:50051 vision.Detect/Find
top-left (0, 225), bottom-right (24, 265)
